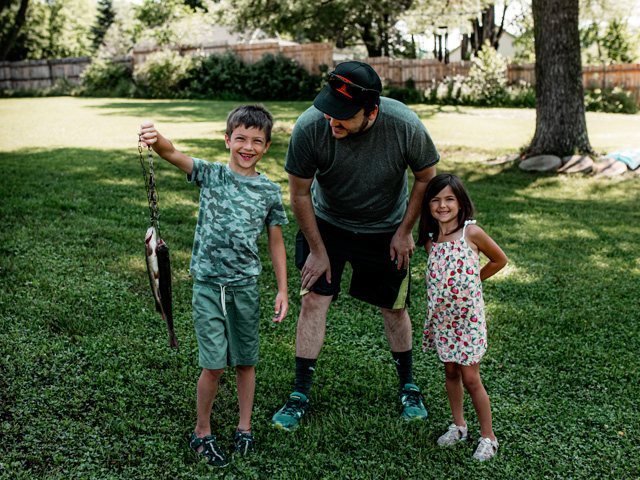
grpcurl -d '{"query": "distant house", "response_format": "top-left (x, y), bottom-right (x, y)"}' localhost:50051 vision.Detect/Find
top-left (448, 30), bottom-right (520, 62)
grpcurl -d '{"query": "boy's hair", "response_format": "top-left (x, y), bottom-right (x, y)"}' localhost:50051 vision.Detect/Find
top-left (226, 104), bottom-right (274, 143)
top-left (416, 173), bottom-right (475, 246)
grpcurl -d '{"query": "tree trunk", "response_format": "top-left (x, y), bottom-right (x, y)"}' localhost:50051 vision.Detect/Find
top-left (524, 0), bottom-right (595, 157)
top-left (361, 22), bottom-right (383, 57)
top-left (0, 0), bottom-right (29, 61)
top-left (467, 5), bottom-right (505, 57)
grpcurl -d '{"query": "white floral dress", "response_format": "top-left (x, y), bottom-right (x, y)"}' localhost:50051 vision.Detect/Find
top-left (423, 220), bottom-right (486, 365)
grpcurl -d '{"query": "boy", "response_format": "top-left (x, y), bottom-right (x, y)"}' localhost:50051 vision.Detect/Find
top-left (139, 104), bottom-right (289, 468)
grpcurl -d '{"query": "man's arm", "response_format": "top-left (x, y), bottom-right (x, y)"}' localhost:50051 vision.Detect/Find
top-left (390, 165), bottom-right (437, 270)
top-left (140, 121), bottom-right (194, 175)
top-left (288, 174), bottom-right (331, 290)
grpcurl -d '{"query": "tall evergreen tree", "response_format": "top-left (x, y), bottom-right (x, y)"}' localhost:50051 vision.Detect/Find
top-left (92, 0), bottom-right (115, 49)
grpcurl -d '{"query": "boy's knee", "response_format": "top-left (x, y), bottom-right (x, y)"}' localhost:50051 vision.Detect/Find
top-left (235, 364), bottom-right (255, 373)
top-left (202, 367), bottom-right (225, 381)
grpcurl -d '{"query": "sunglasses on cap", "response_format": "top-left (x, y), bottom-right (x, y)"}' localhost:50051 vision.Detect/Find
top-left (328, 72), bottom-right (380, 100)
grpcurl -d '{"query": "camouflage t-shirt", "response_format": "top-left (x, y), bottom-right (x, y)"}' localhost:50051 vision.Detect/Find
top-left (187, 158), bottom-right (288, 285)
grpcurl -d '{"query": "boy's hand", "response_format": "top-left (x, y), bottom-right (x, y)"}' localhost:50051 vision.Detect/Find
top-left (272, 292), bottom-right (288, 323)
top-left (139, 121), bottom-right (157, 148)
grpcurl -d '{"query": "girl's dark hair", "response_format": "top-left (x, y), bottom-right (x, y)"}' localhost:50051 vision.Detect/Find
top-left (226, 104), bottom-right (274, 143)
top-left (416, 173), bottom-right (475, 246)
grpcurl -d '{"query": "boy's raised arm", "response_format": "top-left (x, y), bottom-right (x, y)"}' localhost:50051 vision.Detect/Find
top-left (140, 121), bottom-right (194, 175)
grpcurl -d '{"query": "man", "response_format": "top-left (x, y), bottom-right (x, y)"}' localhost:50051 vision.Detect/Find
top-left (272, 61), bottom-right (439, 430)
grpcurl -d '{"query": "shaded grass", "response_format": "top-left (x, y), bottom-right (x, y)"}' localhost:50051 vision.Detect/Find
top-left (0, 98), bottom-right (639, 479)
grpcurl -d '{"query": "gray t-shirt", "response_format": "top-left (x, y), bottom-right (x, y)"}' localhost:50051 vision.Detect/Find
top-left (187, 158), bottom-right (288, 285)
top-left (285, 97), bottom-right (439, 233)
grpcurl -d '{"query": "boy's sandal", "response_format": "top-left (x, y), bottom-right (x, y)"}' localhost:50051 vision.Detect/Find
top-left (189, 432), bottom-right (229, 468)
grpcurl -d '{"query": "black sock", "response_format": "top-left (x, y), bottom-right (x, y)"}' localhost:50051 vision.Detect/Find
top-left (392, 349), bottom-right (414, 389)
top-left (294, 357), bottom-right (317, 397)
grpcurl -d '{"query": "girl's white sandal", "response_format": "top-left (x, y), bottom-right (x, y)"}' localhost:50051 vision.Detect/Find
top-left (437, 423), bottom-right (469, 446)
top-left (473, 436), bottom-right (499, 461)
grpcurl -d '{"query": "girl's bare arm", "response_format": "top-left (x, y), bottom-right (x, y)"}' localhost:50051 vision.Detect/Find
top-left (466, 225), bottom-right (507, 281)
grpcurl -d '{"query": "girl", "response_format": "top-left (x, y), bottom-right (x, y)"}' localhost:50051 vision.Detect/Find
top-left (417, 173), bottom-right (507, 461)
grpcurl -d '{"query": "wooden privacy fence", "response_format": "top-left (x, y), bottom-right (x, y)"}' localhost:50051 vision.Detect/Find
top-left (132, 41), bottom-right (333, 76)
top-left (0, 57), bottom-right (92, 90)
top-left (0, 55), bottom-right (129, 90)
top-left (0, 42), bottom-right (333, 91)
top-left (2, 42), bottom-right (639, 104)
top-left (374, 58), bottom-right (640, 104)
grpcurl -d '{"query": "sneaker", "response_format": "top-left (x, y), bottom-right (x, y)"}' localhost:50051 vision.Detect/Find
top-left (271, 392), bottom-right (310, 431)
top-left (399, 383), bottom-right (428, 421)
top-left (437, 423), bottom-right (469, 446)
top-left (473, 436), bottom-right (499, 461)
top-left (189, 432), bottom-right (229, 468)
top-left (233, 428), bottom-right (255, 456)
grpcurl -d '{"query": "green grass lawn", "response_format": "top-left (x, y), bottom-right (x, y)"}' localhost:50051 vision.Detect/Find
top-left (1, 98), bottom-right (639, 479)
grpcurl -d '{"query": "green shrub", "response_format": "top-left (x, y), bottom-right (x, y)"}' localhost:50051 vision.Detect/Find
top-left (504, 81), bottom-right (536, 108)
top-left (427, 75), bottom-right (473, 105)
top-left (133, 49), bottom-right (193, 99)
top-left (0, 87), bottom-right (45, 98)
top-left (383, 78), bottom-right (425, 104)
top-left (466, 41), bottom-right (508, 105)
top-left (186, 51), bottom-right (249, 101)
top-left (79, 58), bottom-right (134, 97)
top-left (585, 86), bottom-right (638, 114)
top-left (45, 77), bottom-right (76, 96)
top-left (245, 53), bottom-right (322, 101)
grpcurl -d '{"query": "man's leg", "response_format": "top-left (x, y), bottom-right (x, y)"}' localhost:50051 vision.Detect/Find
top-left (381, 307), bottom-right (428, 421)
top-left (382, 307), bottom-right (414, 387)
top-left (272, 292), bottom-right (332, 430)
top-left (382, 307), bottom-right (413, 351)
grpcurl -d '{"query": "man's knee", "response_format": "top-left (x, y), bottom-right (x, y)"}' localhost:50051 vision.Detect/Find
top-left (381, 307), bottom-right (409, 326)
top-left (299, 292), bottom-right (332, 317)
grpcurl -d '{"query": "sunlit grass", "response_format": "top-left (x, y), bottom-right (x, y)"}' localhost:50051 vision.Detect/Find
top-left (1, 98), bottom-right (639, 479)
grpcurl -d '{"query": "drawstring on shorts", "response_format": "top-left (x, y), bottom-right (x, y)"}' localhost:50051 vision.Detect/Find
top-left (220, 285), bottom-right (227, 318)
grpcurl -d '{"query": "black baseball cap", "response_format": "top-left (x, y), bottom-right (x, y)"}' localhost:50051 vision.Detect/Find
top-left (313, 61), bottom-right (382, 120)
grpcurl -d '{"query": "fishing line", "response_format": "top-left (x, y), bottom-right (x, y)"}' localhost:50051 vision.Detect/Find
top-left (138, 135), bottom-right (161, 236)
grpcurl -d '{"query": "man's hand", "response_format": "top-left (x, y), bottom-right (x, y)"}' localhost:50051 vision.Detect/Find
top-left (300, 250), bottom-right (331, 291)
top-left (390, 230), bottom-right (415, 270)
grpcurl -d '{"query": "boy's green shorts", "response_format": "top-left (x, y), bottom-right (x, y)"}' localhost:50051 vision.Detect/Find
top-left (192, 280), bottom-right (260, 370)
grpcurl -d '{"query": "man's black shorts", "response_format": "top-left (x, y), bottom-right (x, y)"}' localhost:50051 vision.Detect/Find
top-left (295, 217), bottom-right (410, 309)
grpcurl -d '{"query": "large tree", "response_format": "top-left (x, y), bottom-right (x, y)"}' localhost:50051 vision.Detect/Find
top-left (0, 0), bottom-right (30, 61)
top-left (523, 0), bottom-right (594, 157)
top-left (1, 0), bottom-right (97, 61)
top-left (211, 0), bottom-right (414, 57)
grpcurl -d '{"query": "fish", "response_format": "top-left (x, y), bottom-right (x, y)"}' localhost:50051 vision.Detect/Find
top-left (145, 226), bottom-right (178, 350)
